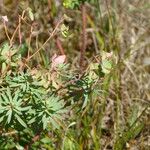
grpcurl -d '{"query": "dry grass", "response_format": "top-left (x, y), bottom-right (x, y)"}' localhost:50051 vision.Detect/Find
top-left (0, 0), bottom-right (149, 149)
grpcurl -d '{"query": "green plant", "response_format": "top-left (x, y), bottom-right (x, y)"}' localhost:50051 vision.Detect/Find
top-left (1, 73), bottom-right (67, 127)
top-left (0, 33), bottom-right (74, 148)
top-left (0, 42), bottom-right (21, 74)
top-left (63, 0), bottom-right (92, 9)
top-left (0, 66), bottom-right (68, 149)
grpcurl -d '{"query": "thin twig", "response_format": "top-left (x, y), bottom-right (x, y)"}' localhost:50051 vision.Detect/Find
top-left (10, 10), bottom-right (26, 46)
top-left (18, 16), bottom-right (22, 44)
top-left (3, 21), bottom-right (11, 43)
top-left (27, 17), bottom-right (64, 61)
top-left (27, 25), bottom-right (33, 59)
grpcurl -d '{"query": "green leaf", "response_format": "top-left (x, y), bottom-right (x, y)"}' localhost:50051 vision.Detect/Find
top-left (128, 105), bottom-right (139, 126)
top-left (13, 90), bottom-right (20, 103)
top-left (68, 122), bottom-right (76, 128)
top-left (0, 116), bottom-right (4, 123)
top-left (1, 42), bottom-right (10, 55)
top-left (41, 137), bottom-right (51, 144)
top-left (6, 87), bottom-right (13, 103)
top-left (61, 24), bottom-right (69, 38)
top-left (82, 93), bottom-right (89, 109)
top-left (1, 62), bottom-right (7, 73)
top-left (38, 111), bottom-right (44, 117)
top-left (28, 117), bottom-right (36, 124)
top-left (18, 106), bottom-right (31, 111)
top-left (100, 51), bottom-right (114, 74)
top-left (27, 7), bottom-right (34, 21)
top-left (6, 109), bottom-right (12, 124)
top-left (14, 108), bottom-right (22, 115)
top-left (114, 123), bottom-right (144, 150)
top-left (15, 114), bottom-right (27, 128)
top-left (63, 0), bottom-right (76, 9)
top-left (16, 143), bottom-right (24, 150)
top-left (63, 136), bottom-right (77, 150)
top-left (42, 114), bottom-right (49, 129)
top-left (0, 106), bottom-right (6, 113)
top-left (49, 117), bottom-right (59, 129)
top-left (101, 60), bottom-right (113, 74)
top-left (1, 92), bottom-right (9, 104)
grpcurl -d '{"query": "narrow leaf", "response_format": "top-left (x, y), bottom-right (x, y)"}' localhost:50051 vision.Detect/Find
top-left (6, 109), bottom-right (12, 124)
top-left (15, 114), bottom-right (27, 128)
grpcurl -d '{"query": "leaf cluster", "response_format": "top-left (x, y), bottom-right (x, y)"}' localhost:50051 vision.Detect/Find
top-left (0, 72), bottom-right (66, 130)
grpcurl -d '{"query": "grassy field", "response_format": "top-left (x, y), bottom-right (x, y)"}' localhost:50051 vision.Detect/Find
top-left (0, 0), bottom-right (149, 149)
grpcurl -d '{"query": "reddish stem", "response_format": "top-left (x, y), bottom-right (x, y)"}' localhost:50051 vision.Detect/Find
top-left (48, 0), bottom-right (65, 55)
top-left (56, 37), bottom-right (65, 55)
top-left (80, 4), bottom-right (87, 67)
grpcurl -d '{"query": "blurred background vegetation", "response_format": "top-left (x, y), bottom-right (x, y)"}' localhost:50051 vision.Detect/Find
top-left (0, 0), bottom-right (150, 150)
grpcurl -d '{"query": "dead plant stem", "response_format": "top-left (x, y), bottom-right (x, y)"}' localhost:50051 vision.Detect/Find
top-left (80, 4), bottom-right (87, 67)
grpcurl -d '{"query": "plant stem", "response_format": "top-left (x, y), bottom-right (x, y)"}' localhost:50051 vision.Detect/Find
top-left (80, 4), bottom-right (87, 67)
